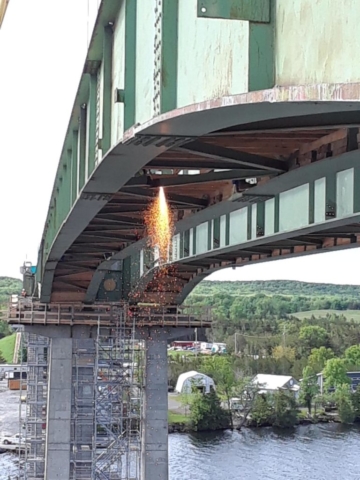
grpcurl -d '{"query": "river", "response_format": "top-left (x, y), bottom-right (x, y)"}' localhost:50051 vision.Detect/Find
top-left (169, 424), bottom-right (360, 480)
top-left (1, 424), bottom-right (360, 479)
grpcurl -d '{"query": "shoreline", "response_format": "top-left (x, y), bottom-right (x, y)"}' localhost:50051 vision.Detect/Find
top-left (168, 412), bottom-right (342, 434)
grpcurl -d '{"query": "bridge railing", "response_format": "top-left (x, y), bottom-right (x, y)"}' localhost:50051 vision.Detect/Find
top-left (6, 297), bottom-right (212, 328)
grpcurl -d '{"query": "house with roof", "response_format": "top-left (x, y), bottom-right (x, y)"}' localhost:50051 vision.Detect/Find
top-left (317, 371), bottom-right (360, 394)
top-left (175, 371), bottom-right (215, 394)
top-left (251, 374), bottom-right (300, 399)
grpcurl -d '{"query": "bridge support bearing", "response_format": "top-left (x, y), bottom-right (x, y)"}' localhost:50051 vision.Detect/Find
top-left (138, 327), bottom-right (191, 480)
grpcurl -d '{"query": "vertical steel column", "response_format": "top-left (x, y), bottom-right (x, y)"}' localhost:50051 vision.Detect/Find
top-left (141, 329), bottom-right (169, 480)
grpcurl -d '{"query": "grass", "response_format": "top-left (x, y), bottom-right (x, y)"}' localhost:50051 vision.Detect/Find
top-left (168, 412), bottom-right (189, 424)
top-left (168, 350), bottom-right (196, 357)
top-left (291, 309), bottom-right (360, 321)
top-left (0, 333), bottom-right (16, 363)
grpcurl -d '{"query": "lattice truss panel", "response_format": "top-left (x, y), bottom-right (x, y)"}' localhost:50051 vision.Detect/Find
top-left (20, 332), bottom-right (49, 480)
top-left (93, 307), bottom-right (144, 480)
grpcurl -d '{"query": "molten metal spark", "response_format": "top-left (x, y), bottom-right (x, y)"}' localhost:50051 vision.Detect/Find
top-left (144, 187), bottom-right (174, 265)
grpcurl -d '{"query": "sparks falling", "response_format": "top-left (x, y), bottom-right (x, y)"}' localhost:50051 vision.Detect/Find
top-left (144, 187), bottom-right (174, 264)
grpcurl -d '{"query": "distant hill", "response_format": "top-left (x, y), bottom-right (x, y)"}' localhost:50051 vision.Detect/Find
top-left (0, 277), bottom-right (22, 305)
top-left (191, 280), bottom-right (360, 298)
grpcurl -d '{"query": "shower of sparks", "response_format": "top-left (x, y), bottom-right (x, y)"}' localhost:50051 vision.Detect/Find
top-left (144, 187), bottom-right (174, 265)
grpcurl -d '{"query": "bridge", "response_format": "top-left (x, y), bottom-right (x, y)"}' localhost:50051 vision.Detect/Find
top-left (5, 0), bottom-right (360, 478)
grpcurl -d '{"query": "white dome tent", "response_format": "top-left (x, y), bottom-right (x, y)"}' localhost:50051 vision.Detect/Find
top-left (175, 370), bottom-right (215, 394)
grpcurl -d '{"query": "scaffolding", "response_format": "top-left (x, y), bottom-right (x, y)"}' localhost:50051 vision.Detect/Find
top-left (21, 332), bottom-right (49, 480)
top-left (71, 338), bottom-right (96, 479)
top-left (92, 306), bottom-right (144, 479)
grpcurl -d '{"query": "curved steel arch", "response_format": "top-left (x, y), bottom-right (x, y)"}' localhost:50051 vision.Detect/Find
top-left (85, 141), bottom-right (360, 302)
top-left (41, 83), bottom-right (360, 302)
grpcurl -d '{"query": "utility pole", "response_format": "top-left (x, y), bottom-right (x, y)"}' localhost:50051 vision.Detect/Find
top-left (195, 328), bottom-right (198, 357)
top-left (235, 332), bottom-right (237, 355)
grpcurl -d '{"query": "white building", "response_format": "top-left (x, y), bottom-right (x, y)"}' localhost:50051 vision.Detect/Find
top-left (252, 374), bottom-right (300, 398)
top-left (175, 371), bottom-right (215, 394)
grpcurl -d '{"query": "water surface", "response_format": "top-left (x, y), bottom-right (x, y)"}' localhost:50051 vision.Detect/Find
top-left (169, 424), bottom-right (360, 480)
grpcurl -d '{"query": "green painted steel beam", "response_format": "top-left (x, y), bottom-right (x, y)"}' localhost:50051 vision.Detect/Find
top-left (87, 74), bottom-right (98, 175)
top-left (197, 0), bottom-right (270, 23)
top-left (207, 221), bottom-right (212, 250)
top-left (256, 202), bottom-right (265, 237)
top-left (325, 174), bottom-right (337, 220)
top-left (247, 206), bottom-right (252, 240)
top-left (78, 107), bottom-right (87, 191)
top-left (248, 19), bottom-right (274, 91)
top-left (71, 130), bottom-right (79, 204)
top-left (274, 194), bottom-right (280, 233)
top-left (161, 0), bottom-right (179, 113)
top-left (309, 181), bottom-right (315, 224)
top-left (225, 213), bottom-right (230, 246)
top-left (354, 167), bottom-right (360, 213)
top-left (102, 25), bottom-right (113, 153)
top-left (123, 0), bottom-right (137, 131)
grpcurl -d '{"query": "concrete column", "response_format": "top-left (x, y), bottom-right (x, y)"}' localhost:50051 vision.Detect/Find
top-left (141, 330), bottom-right (169, 480)
top-left (45, 336), bottom-right (72, 480)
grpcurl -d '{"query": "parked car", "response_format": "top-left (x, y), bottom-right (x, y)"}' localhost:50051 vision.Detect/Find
top-left (2, 433), bottom-right (25, 445)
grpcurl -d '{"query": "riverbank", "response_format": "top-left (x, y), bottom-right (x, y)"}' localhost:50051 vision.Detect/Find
top-left (168, 410), bottom-right (343, 433)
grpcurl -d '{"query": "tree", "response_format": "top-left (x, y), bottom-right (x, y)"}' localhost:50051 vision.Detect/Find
top-left (0, 350), bottom-right (6, 364)
top-left (189, 389), bottom-right (229, 431)
top-left (335, 384), bottom-right (355, 424)
top-left (323, 358), bottom-right (350, 389)
top-left (251, 394), bottom-right (273, 426)
top-left (308, 347), bottom-right (334, 373)
top-left (202, 356), bottom-right (236, 427)
top-left (273, 390), bottom-right (298, 428)
top-left (344, 345), bottom-right (360, 368)
top-left (272, 345), bottom-right (296, 362)
top-left (299, 366), bottom-right (319, 415)
top-left (351, 384), bottom-right (360, 420)
top-left (299, 326), bottom-right (329, 351)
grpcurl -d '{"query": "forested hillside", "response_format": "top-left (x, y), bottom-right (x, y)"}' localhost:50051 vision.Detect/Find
top-left (184, 280), bottom-right (360, 378)
top-left (0, 276), bottom-right (21, 304)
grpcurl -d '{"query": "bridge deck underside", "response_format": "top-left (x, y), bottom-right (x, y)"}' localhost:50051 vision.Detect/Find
top-left (47, 106), bottom-right (360, 303)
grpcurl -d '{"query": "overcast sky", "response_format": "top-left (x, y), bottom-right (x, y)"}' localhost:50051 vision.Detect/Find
top-left (1, 1), bottom-right (359, 285)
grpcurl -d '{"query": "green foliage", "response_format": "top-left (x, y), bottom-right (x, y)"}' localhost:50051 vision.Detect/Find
top-left (323, 358), bottom-right (350, 389)
top-left (0, 321), bottom-right (12, 340)
top-left (189, 390), bottom-right (230, 432)
top-left (299, 326), bottom-right (329, 352)
top-left (0, 277), bottom-right (22, 304)
top-left (273, 390), bottom-right (298, 428)
top-left (335, 384), bottom-right (355, 424)
top-left (251, 394), bottom-right (273, 426)
top-left (299, 366), bottom-right (320, 414)
top-left (0, 351), bottom-right (6, 363)
top-left (343, 345), bottom-right (360, 368)
top-left (308, 347), bottom-right (335, 373)
top-left (0, 333), bottom-right (16, 363)
top-left (351, 385), bottom-right (360, 420)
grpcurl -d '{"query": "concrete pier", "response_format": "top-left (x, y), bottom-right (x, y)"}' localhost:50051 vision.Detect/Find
top-left (140, 327), bottom-right (191, 480)
top-left (141, 330), bottom-right (169, 480)
top-left (45, 336), bottom-right (72, 480)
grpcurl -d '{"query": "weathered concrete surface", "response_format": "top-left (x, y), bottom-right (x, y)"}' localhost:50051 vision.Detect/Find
top-left (44, 338), bottom-right (72, 480)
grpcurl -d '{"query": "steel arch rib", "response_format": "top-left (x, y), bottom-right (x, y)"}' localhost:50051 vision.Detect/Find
top-left (41, 83), bottom-right (360, 302)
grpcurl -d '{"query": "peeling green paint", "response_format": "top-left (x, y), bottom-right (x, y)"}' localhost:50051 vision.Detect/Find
top-left (124, 0), bottom-right (137, 130)
top-left (87, 74), bottom-right (97, 176)
top-left (248, 3), bottom-right (274, 91)
top-left (102, 25), bottom-right (113, 153)
top-left (161, 0), bottom-right (178, 113)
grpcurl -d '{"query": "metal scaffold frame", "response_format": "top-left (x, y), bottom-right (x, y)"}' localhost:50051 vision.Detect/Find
top-left (93, 306), bottom-right (144, 479)
top-left (71, 338), bottom-right (96, 479)
top-left (20, 332), bottom-right (49, 480)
